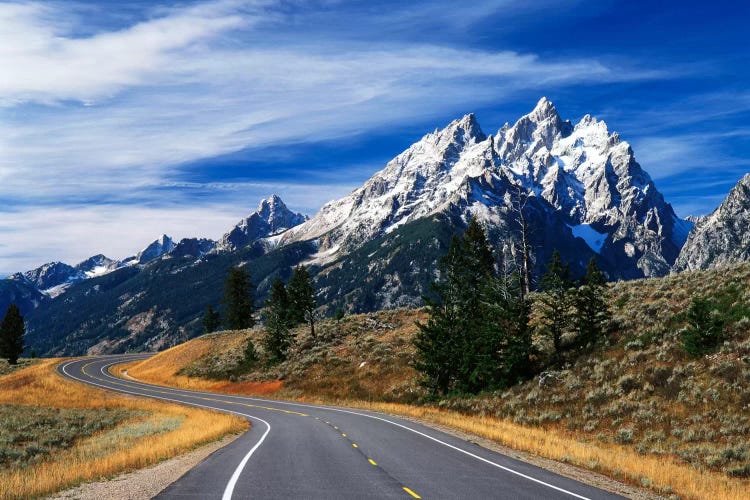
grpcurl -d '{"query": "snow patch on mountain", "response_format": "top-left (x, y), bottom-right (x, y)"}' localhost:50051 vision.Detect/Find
top-left (569, 224), bottom-right (608, 253)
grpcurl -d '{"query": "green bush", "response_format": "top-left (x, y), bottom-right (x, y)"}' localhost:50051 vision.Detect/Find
top-left (682, 297), bottom-right (723, 357)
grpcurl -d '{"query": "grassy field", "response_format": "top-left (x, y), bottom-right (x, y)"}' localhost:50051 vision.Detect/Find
top-left (120, 262), bottom-right (750, 499)
top-left (0, 359), bottom-right (248, 499)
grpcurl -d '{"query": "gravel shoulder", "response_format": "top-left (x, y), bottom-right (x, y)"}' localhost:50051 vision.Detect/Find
top-left (48, 433), bottom-right (243, 500)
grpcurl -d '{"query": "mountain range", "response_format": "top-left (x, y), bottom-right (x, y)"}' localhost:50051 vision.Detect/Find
top-left (3, 98), bottom-right (748, 356)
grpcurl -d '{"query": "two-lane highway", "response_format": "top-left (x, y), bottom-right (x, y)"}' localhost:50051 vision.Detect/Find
top-left (60, 356), bottom-right (624, 499)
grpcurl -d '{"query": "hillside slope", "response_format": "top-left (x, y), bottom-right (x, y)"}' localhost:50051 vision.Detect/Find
top-left (123, 262), bottom-right (750, 499)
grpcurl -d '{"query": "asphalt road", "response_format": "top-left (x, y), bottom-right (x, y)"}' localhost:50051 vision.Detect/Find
top-left (59, 355), bottom-right (624, 500)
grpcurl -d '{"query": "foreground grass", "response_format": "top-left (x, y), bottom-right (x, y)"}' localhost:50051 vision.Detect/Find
top-left (0, 359), bottom-right (247, 499)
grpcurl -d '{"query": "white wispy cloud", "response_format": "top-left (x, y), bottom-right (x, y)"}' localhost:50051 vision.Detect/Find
top-left (0, 0), bottom-right (671, 272)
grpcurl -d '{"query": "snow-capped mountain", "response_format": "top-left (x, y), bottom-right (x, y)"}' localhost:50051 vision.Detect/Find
top-left (17, 262), bottom-right (79, 291)
top-left (121, 235), bottom-right (176, 267)
top-left (7, 254), bottom-right (121, 299)
top-left (284, 97), bottom-right (689, 278)
top-left (673, 173), bottom-right (750, 272)
top-left (218, 194), bottom-right (307, 251)
top-left (76, 254), bottom-right (119, 277)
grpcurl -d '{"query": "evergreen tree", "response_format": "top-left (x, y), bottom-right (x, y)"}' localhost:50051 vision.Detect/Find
top-left (538, 250), bottom-right (574, 366)
top-left (682, 296), bottom-right (723, 357)
top-left (414, 218), bottom-right (496, 395)
top-left (287, 265), bottom-right (317, 338)
top-left (243, 337), bottom-right (258, 367)
top-left (223, 267), bottom-right (255, 330)
top-left (414, 237), bottom-right (464, 396)
top-left (202, 304), bottom-right (221, 334)
top-left (573, 258), bottom-right (611, 350)
top-left (482, 271), bottom-right (535, 388)
top-left (453, 218), bottom-right (496, 393)
top-left (0, 304), bottom-right (25, 365)
top-left (263, 276), bottom-right (293, 363)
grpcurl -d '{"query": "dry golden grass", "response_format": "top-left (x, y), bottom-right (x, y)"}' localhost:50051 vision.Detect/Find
top-left (122, 332), bottom-right (285, 395)
top-left (0, 359), bottom-right (247, 499)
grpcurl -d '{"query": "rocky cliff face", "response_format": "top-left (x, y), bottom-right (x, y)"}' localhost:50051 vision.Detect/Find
top-left (673, 173), bottom-right (750, 272)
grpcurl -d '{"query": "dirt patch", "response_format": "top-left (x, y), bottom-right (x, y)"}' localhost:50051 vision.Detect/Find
top-left (214, 380), bottom-right (284, 395)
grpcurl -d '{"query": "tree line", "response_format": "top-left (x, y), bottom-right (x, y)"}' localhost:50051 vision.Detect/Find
top-left (203, 264), bottom-right (316, 366)
top-left (414, 218), bottom-right (613, 396)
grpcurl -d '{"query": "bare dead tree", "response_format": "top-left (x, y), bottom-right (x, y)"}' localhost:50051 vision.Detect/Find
top-left (509, 185), bottom-right (533, 298)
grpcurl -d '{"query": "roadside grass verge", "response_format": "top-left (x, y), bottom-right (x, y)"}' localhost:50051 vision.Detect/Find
top-left (0, 359), bottom-right (248, 499)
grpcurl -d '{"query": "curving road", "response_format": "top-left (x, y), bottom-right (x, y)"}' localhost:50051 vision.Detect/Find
top-left (59, 355), bottom-right (623, 500)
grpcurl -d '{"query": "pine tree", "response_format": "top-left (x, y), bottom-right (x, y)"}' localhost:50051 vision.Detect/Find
top-left (243, 338), bottom-right (258, 367)
top-left (682, 296), bottom-right (723, 357)
top-left (224, 267), bottom-right (255, 330)
top-left (287, 265), bottom-right (316, 338)
top-left (482, 271), bottom-right (535, 388)
top-left (414, 237), bottom-right (464, 396)
top-left (453, 218), bottom-right (496, 393)
top-left (538, 250), bottom-right (574, 366)
top-left (202, 304), bottom-right (221, 334)
top-left (573, 258), bottom-right (611, 350)
top-left (414, 218), bottom-right (497, 395)
top-left (263, 276), bottom-right (293, 363)
top-left (0, 304), bottom-right (25, 365)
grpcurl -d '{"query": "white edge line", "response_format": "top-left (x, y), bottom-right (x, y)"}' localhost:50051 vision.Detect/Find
top-left (59, 359), bottom-right (270, 500)
top-left (89, 357), bottom-right (591, 500)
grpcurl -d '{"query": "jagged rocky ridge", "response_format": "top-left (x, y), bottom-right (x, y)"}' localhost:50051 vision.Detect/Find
top-left (674, 173), bottom-right (750, 272)
top-left (284, 97), bottom-right (690, 279)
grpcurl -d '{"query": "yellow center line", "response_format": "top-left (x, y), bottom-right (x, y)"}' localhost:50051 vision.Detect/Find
top-left (341, 433), bottom-right (347, 437)
top-left (368, 458), bottom-right (377, 466)
top-left (333, 426), bottom-right (339, 430)
top-left (403, 486), bottom-right (422, 498)
top-left (352, 443), bottom-right (358, 448)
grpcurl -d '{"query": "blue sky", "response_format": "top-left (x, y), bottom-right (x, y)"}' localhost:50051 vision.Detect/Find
top-left (1, 0), bottom-right (748, 274)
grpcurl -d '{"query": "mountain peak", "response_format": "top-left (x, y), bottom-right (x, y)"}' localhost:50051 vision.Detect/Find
top-left (529, 96), bottom-right (558, 121)
top-left (258, 193), bottom-right (284, 209)
top-left (133, 235), bottom-right (176, 265)
top-left (218, 195), bottom-right (307, 251)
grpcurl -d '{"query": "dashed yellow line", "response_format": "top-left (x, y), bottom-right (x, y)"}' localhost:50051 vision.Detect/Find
top-left (352, 443), bottom-right (358, 448)
top-left (368, 458), bottom-right (377, 466)
top-left (341, 433), bottom-right (347, 437)
top-left (403, 486), bottom-right (421, 498)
